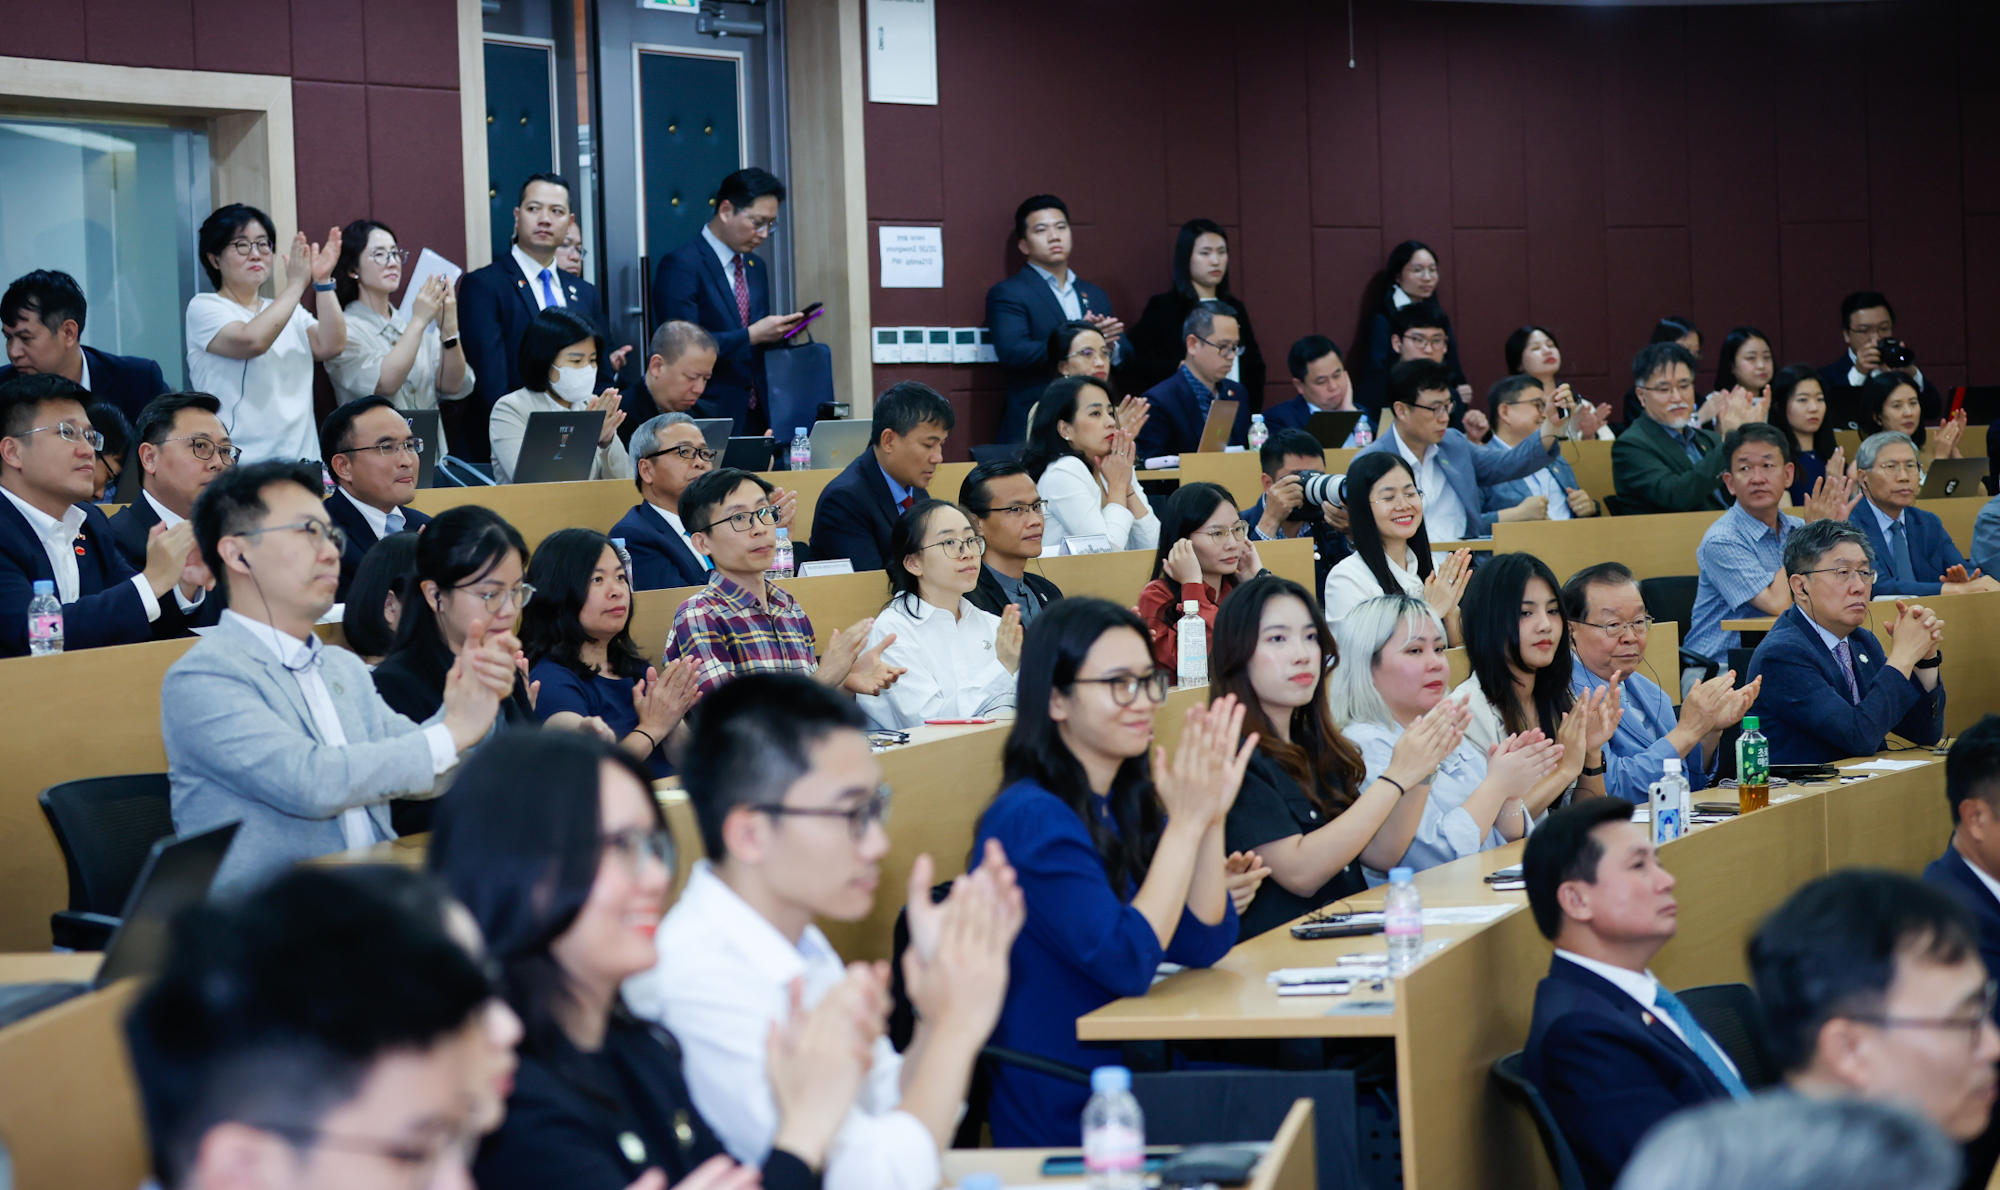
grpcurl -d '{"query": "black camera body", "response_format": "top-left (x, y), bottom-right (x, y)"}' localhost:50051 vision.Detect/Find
top-left (1878, 338), bottom-right (1916, 370)
top-left (1282, 470), bottom-right (1345, 522)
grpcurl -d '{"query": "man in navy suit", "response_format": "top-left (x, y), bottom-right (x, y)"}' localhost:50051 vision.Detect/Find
top-left (1262, 335), bottom-right (1371, 445)
top-left (1818, 291), bottom-right (1942, 432)
top-left (458, 173), bottom-right (624, 463)
top-left (651, 168), bottom-right (804, 437)
top-left (986, 195), bottom-right (1128, 442)
top-left (616, 319), bottom-right (716, 447)
top-left (0, 269), bottom-right (169, 426)
top-left (1848, 431), bottom-right (2000, 598)
top-left (1925, 717), bottom-right (2000, 1187)
top-left (812, 383), bottom-right (953, 571)
top-left (319, 397), bottom-right (433, 601)
top-left (1133, 300), bottom-right (1252, 458)
top-left (110, 392), bottom-right (236, 628)
top-left (1745, 518), bottom-right (1945, 764)
top-left (614, 411), bottom-right (799, 591)
top-left (1522, 798), bottom-right (1748, 1190)
top-left (0, 375), bottom-right (207, 655)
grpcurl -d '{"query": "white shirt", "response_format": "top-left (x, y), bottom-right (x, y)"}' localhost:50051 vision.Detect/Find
top-left (186, 292), bottom-right (320, 465)
top-left (857, 594), bottom-right (1018, 730)
top-left (488, 387), bottom-right (633, 484)
top-left (325, 300), bottom-right (476, 425)
top-left (646, 501), bottom-right (707, 570)
top-left (1847, 348), bottom-right (1925, 394)
top-left (511, 245), bottom-right (565, 310)
top-left (1036, 454), bottom-right (1160, 554)
top-left (76, 353), bottom-right (92, 393)
top-left (1553, 949), bottom-right (1740, 1077)
top-left (1516, 457), bottom-right (1573, 520)
top-left (1394, 433), bottom-right (1470, 540)
top-left (0, 486), bottom-right (160, 620)
top-left (333, 486), bottom-right (407, 538)
top-left (1322, 548), bottom-right (1424, 626)
top-left (1389, 283), bottom-right (1415, 311)
top-left (626, 863), bottom-right (939, 1190)
top-left (1028, 260), bottom-right (1084, 321)
top-left (1963, 848), bottom-right (2000, 907)
top-left (142, 490), bottom-right (185, 529)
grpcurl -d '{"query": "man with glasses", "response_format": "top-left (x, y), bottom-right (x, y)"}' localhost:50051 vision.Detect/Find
top-left (0, 269), bottom-right (169, 425)
top-left (962, 460), bottom-right (1063, 624)
top-left (1375, 301), bottom-right (1488, 440)
top-left (630, 671), bottom-right (1024, 1190)
top-left (319, 397), bottom-right (434, 601)
top-left (0, 375), bottom-right (208, 655)
top-left (109, 392), bottom-right (238, 629)
top-left (1135, 299), bottom-right (1252, 459)
top-left (1744, 518), bottom-right (1946, 765)
top-left (1481, 375), bottom-right (1599, 524)
top-left (1612, 341), bottom-right (1766, 515)
top-left (1847, 431), bottom-right (2000, 598)
top-left (166, 460), bottom-right (517, 892)
top-left (1819, 290), bottom-right (1941, 431)
top-left (616, 411), bottom-right (799, 590)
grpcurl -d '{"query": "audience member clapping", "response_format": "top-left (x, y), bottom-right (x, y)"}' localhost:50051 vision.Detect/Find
top-left (1023, 375), bottom-right (1159, 554)
top-left (1320, 451), bottom-right (1472, 641)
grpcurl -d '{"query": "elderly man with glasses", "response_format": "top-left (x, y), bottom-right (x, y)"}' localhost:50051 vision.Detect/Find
top-left (1848, 430), bottom-right (2000, 598)
top-left (1612, 341), bottom-right (1768, 515)
top-left (1134, 299), bottom-right (1254, 458)
top-left (319, 396), bottom-right (434, 601)
top-left (614, 411), bottom-right (797, 591)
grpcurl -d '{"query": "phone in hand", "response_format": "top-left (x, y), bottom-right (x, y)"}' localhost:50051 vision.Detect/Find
top-left (782, 302), bottom-right (826, 339)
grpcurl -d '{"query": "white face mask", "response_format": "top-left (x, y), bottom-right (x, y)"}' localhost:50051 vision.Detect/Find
top-left (550, 365), bottom-right (596, 405)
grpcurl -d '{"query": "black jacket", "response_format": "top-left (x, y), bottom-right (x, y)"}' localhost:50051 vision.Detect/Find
top-left (611, 502), bottom-right (710, 591)
top-left (372, 626), bottom-right (535, 835)
top-left (107, 496), bottom-right (223, 629)
top-left (0, 346), bottom-right (171, 426)
top-left (966, 563), bottom-right (1063, 621)
top-left (0, 494), bottom-right (196, 655)
top-left (325, 489), bottom-right (431, 602)
top-left (1129, 289), bottom-right (1266, 412)
top-left (813, 450), bottom-right (923, 572)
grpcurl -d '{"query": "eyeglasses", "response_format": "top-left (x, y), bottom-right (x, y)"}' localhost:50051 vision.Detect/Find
top-left (454, 581), bottom-right (535, 614)
top-left (1503, 399), bottom-right (1549, 415)
top-left (340, 437), bottom-right (424, 459)
top-left (642, 443), bottom-right (718, 465)
top-left (1639, 380), bottom-right (1697, 397)
top-left (1071, 669), bottom-right (1172, 707)
top-left (743, 214), bottom-right (779, 233)
top-left (1371, 486), bottom-right (1423, 506)
top-left (13, 423), bottom-right (104, 450)
top-left (1197, 522), bottom-right (1251, 544)
top-left (161, 434), bottom-right (242, 463)
top-left (1842, 981), bottom-right (1998, 1050)
top-left (693, 505), bottom-right (780, 534)
top-left (365, 247), bottom-right (410, 265)
top-left (1800, 565), bottom-right (1878, 586)
top-left (1869, 460), bottom-right (1922, 477)
top-left (235, 518), bottom-right (347, 552)
top-left (602, 826), bottom-right (676, 873)
top-left (1570, 615), bottom-right (1654, 637)
top-left (1194, 335), bottom-right (1243, 359)
top-left (1402, 400), bottom-right (1452, 419)
top-left (228, 238), bottom-right (274, 257)
top-left (1066, 346), bottom-right (1112, 363)
top-left (1399, 332), bottom-right (1448, 351)
top-left (1731, 461), bottom-right (1786, 477)
top-left (250, 1121), bottom-right (475, 1190)
top-left (918, 534), bottom-right (987, 558)
top-left (975, 499), bottom-right (1050, 518)
top-left (756, 785), bottom-right (893, 841)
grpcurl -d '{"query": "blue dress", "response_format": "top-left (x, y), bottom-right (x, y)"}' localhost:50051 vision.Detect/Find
top-left (528, 658), bottom-right (671, 777)
top-left (1786, 448), bottom-right (1827, 507)
top-left (974, 777), bottom-right (1238, 1146)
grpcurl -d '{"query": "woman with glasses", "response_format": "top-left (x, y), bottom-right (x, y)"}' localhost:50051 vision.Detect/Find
top-left (1129, 220), bottom-right (1267, 403)
top-left (1136, 482), bottom-right (1260, 671)
top-left (974, 597), bottom-right (1255, 1144)
top-left (492, 307), bottom-right (631, 484)
top-left (325, 219), bottom-right (475, 449)
top-left (1050, 320), bottom-right (1113, 385)
top-left (856, 499), bottom-right (1023, 730)
top-left (429, 729), bottom-right (863, 1190)
top-left (1320, 452), bottom-right (1474, 643)
top-left (186, 203), bottom-right (346, 465)
top-left (521, 528), bottom-right (698, 776)
top-left (1023, 375), bottom-right (1160, 554)
top-left (1861, 371), bottom-right (1965, 476)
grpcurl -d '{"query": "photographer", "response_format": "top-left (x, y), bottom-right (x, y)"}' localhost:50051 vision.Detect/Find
top-left (1818, 291), bottom-right (1942, 431)
top-left (1246, 428), bottom-right (1350, 593)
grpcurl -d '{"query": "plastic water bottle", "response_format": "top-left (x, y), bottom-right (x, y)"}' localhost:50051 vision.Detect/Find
top-left (1650, 757), bottom-right (1689, 846)
top-left (1385, 866), bottom-right (1424, 978)
top-left (1736, 716), bottom-right (1769, 813)
top-left (27, 580), bottom-right (62, 655)
top-left (1352, 413), bottom-right (1374, 447)
top-left (1082, 1065), bottom-right (1144, 1190)
top-left (1175, 600), bottom-right (1207, 687)
top-left (768, 527), bottom-right (795, 583)
top-left (789, 426), bottom-right (813, 471)
top-left (1247, 413), bottom-right (1268, 450)
top-left (609, 537), bottom-right (634, 576)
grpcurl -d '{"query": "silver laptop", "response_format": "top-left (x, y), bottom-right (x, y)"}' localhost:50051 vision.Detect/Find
top-left (693, 418), bottom-right (732, 458)
top-left (512, 410), bottom-right (600, 484)
top-left (809, 420), bottom-right (873, 471)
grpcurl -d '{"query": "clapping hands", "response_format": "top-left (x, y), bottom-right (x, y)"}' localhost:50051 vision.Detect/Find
top-left (1153, 695), bottom-right (1258, 830)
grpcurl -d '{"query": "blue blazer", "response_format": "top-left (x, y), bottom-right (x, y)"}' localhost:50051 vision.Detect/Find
top-left (651, 233), bottom-right (771, 435)
top-left (812, 450), bottom-right (923, 572)
top-left (1925, 846), bottom-right (2000, 1025)
top-left (1974, 494), bottom-right (2000, 579)
top-left (1357, 424), bottom-right (1562, 539)
top-left (459, 256), bottom-right (607, 460)
top-left (1133, 368), bottom-right (1252, 459)
top-left (1744, 605), bottom-right (1946, 763)
top-left (325, 490), bottom-right (431, 603)
top-left (0, 495), bottom-right (183, 655)
top-left (611, 503), bottom-right (709, 591)
top-left (1523, 956), bottom-right (1734, 1190)
top-left (1482, 452), bottom-right (1583, 516)
top-left (985, 265), bottom-right (1119, 443)
top-left (1847, 500), bottom-right (1966, 597)
top-left (0, 346), bottom-right (171, 427)
top-left (107, 497), bottom-right (222, 630)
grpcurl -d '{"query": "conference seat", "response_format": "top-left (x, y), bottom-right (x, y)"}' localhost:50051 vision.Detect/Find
top-left (1672, 982), bottom-right (1779, 1090)
top-left (37, 773), bottom-right (174, 951)
top-left (1491, 1050), bottom-right (1586, 1190)
top-left (1638, 574), bottom-right (1720, 684)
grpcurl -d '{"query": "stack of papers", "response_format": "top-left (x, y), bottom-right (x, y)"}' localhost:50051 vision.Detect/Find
top-left (1842, 758), bottom-right (1928, 773)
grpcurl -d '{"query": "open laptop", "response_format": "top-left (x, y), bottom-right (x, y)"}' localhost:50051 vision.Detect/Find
top-left (0, 821), bottom-right (239, 1029)
top-left (405, 408), bottom-right (442, 489)
top-left (693, 418), bottom-right (732, 458)
top-left (723, 437), bottom-right (778, 471)
top-left (1918, 457), bottom-right (1986, 499)
top-left (1303, 411), bottom-right (1362, 452)
top-left (1196, 399), bottom-right (1241, 454)
top-left (511, 410), bottom-right (601, 484)
top-left (809, 420), bottom-right (873, 471)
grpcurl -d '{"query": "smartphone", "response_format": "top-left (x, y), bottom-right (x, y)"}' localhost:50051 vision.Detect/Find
top-left (1290, 920), bottom-right (1385, 940)
top-left (1040, 1152), bottom-right (1173, 1177)
top-left (781, 303), bottom-right (826, 340)
top-left (1278, 979), bottom-right (1353, 996)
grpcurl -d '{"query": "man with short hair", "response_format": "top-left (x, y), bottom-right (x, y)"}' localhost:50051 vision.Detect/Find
top-left (1752, 870), bottom-right (1999, 1145)
top-left (615, 411), bottom-right (799, 591)
top-left (1523, 798), bottom-right (1748, 1190)
top-left (1612, 342), bottom-right (1766, 515)
top-left (125, 866), bottom-right (490, 1190)
top-left (617, 318), bottom-right (719, 443)
top-left (1243, 428), bottom-right (1350, 591)
top-left (1847, 431), bottom-right (1998, 597)
top-left (1261, 335), bottom-right (1370, 444)
top-left (1358, 301), bottom-right (1486, 438)
top-left (1745, 518), bottom-right (1946, 764)
top-left (813, 382), bottom-right (954, 570)
top-left (0, 269), bottom-right (169, 424)
top-left (320, 396), bottom-right (433, 601)
top-left (1482, 375), bottom-right (1598, 523)
top-left (986, 195), bottom-right (1128, 442)
top-left (961, 460), bottom-right (1062, 624)
top-left (1132, 300), bottom-right (1253, 459)
top-left (653, 168), bottom-right (806, 435)
top-left (1819, 290), bottom-right (1942, 431)
top-left (629, 672), bottom-right (1023, 1190)
top-left (110, 392), bottom-right (235, 575)
top-left (165, 460), bottom-right (515, 892)
top-left (0, 375), bottom-right (206, 655)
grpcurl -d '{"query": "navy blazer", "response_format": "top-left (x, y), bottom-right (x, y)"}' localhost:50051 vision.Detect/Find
top-left (985, 265), bottom-right (1120, 443)
top-left (458, 255), bottom-right (607, 459)
top-left (107, 497), bottom-right (222, 629)
top-left (1744, 605), bottom-right (1946, 763)
top-left (1817, 356), bottom-right (1943, 432)
top-left (1924, 846), bottom-right (2000, 1021)
top-left (610, 502), bottom-right (709, 591)
top-left (0, 346), bottom-right (171, 427)
top-left (0, 494), bottom-right (188, 655)
top-left (813, 450), bottom-right (923, 572)
top-left (1523, 956), bottom-right (1734, 1190)
top-left (1133, 368), bottom-right (1252, 459)
top-left (325, 489), bottom-right (431, 602)
top-left (1357, 423), bottom-right (1563, 539)
top-left (1847, 499), bottom-right (1967, 597)
top-left (651, 232), bottom-right (771, 435)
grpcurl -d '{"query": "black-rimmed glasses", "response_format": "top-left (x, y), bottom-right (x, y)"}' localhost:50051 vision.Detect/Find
top-left (1841, 981), bottom-right (1998, 1050)
top-left (1194, 334), bottom-right (1243, 358)
top-left (1072, 669), bottom-right (1172, 706)
top-left (642, 443), bottom-right (718, 465)
top-left (694, 505), bottom-right (780, 534)
top-left (339, 437), bottom-right (424, 459)
top-left (756, 785), bottom-right (893, 841)
top-left (161, 434), bottom-right (242, 463)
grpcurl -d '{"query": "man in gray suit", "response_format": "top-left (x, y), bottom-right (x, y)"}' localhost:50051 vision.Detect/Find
top-left (164, 460), bottom-right (519, 892)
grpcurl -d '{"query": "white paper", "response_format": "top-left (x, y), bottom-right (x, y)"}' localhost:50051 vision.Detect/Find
top-left (394, 249), bottom-right (463, 325)
top-left (866, 0), bottom-right (938, 105)
top-left (1842, 758), bottom-right (1929, 773)
top-left (1422, 905), bottom-right (1514, 925)
top-left (1062, 534), bottom-right (1113, 556)
top-left (879, 226), bottom-right (944, 289)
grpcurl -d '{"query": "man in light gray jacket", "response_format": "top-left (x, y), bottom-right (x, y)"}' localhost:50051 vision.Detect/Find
top-left (164, 460), bottom-right (518, 892)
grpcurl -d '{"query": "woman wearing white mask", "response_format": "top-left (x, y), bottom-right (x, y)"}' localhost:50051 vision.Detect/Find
top-left (490, 307), bottom-right (630, 483)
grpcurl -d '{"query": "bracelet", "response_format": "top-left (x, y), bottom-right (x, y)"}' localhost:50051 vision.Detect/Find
top-left (1377, 775), bottom-right (1408, 798)
top-left (1580, 758), bottom-right (1606, 776)
top-left (313, 280), bottom-right (336, 292)
top-left (631, 728), bottom-right (660, 752)
top-left (1916, 651), bottom-right (1942, 669)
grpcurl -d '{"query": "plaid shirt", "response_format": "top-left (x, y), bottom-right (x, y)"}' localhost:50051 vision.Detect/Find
top-left (665, 572), bottom-right (818, 694)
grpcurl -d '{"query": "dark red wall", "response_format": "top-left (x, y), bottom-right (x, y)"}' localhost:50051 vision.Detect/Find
top-left (864, 0), bottom-right (2000, 455)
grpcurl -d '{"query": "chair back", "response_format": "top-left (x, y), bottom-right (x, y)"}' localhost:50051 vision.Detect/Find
top-left (1673, 982), bottom-right (1780, 1089)
top-left (1638, 575), bottom-right (1699, 639)
top-left (1131, 1069), bottom-right (1355, 1190)
top-left (37, 775), bottom-right (173, 916)
top-left (1490, 1050), bottom-right (1587, 1190)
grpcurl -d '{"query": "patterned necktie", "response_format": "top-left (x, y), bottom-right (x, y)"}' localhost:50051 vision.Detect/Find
top-left (1833, 638), bottom-right (1862, 704)
top-left (538, 268), bottom-right (558, 309)
top-left (1651, 985), bottom-right (1752, 1101)
top-left (1889, 519), bottom-right (1914, 583)
top-left (385, 511), bottom-right (406, 535)
top-left (732, 254), bottom-right (751, 328)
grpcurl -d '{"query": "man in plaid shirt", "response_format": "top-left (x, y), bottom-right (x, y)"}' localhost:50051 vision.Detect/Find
top-left (667, 467), bottom-right (904, 697)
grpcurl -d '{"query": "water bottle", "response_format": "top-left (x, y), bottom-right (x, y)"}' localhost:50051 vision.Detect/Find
top-left (1736, 716), bottom-right (1769, 813)
top-left (1352, 413), bottom-right (1374, 447)
top-left (609, 537), bottom-right (634, 576)
top-left (27, 580), bottom-right (62, 656)
top-left (789, 426), bottom-right (813, 471)
top-left (1385, 866), bottom-right (1424, 978)
top-left (1247, 413), bottom-right (1268, 450)
top-left (768, 527), bottom-right (795, 583)
top-left (1082, 1065), bottom-right (1144, 1190)
top-left (1650, 757), bottom-right (1689, 846)
top-left (1175, 600), bottom-right (1207, 687)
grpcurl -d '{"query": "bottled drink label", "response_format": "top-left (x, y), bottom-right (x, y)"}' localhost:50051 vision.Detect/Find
top-left (790, 429), bottom-right (813, 470)
top-left (28, 612), bottom-right (62, 654)
top-left (1175, 609), bottom-right (1207, 687)
top-left (1084, 1124), bottom-right (1143, 1173)
top-left (1352, 415), bottom-right (1373, 446)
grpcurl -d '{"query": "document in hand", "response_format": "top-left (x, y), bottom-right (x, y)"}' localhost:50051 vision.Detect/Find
top-left (395, 248), bottom-right (464, 324)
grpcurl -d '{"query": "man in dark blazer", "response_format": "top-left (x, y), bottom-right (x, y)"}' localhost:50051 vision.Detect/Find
top-left (1522, 798), bottom-right (1747, 1190)
top-left (986, 194), bottom-right (1129, 442)
top-left (110, 392), bottom-right (237, 628)
top-left (812, 382), bottom-right (953, 571)
top-left (1262, 336), bottom-right (1370, 445)
top-left (319, 396), bottom-right (433, 601)
top-left (1818, 290), bottom-right (1943, 431)
top-left (1846, 431), bottom-right (2000, 598)
top-left (961, 460), bottom-right (1063, 624)
top-left (0, 269), bottom-right (169, 426)
top-left (1924, 716), bottom-right (2000, 1188)
top-left (651, 168), bottom-right (804, 437)
top-left (1134, 300), bottom-right (1252, 459)
top-left (1745, 519), bottom-right (1945, 765)
top-left (615, 410), bottom-right (799, 592)
top-left (1611, 342), bottom-right (1766, 515)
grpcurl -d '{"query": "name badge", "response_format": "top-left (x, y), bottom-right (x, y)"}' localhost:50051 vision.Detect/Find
top-left (796, 559), bottom-right (855, 577)
top-left (1063, 534), bottom-right (1113, 556)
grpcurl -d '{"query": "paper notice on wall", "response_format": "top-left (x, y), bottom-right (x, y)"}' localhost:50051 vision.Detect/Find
top-left (879, 226), bottom-right (943, 288)
top-left (867, 0), bottom-right (938, 105)
top-left (395, 249), bottom-right (463, 325)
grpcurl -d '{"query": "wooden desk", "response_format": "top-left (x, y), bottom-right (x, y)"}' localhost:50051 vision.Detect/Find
top-left (0, 979), bottom-right (147, 1190)
top-left (1490, 510), bottom-right (1723, 582)
top-left (0, 953), bottom-right (101, 985)
top-left (942, 1097), bottom-right (1315, 1190)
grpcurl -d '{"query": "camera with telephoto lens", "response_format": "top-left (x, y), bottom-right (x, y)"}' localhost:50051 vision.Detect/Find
top-left (1878, 338), bottom-right (1916, 370)
top-left (1283, 471), bottom-right (1344, 522)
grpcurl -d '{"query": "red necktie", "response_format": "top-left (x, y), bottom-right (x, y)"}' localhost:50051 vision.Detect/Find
top-left (899, 494), bottom-right (915, 512)
top-left (733, 254), bottom-right (751, 328)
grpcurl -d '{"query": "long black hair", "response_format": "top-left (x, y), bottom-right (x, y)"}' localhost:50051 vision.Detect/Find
top-left (1859, 372), bottom-right (1928, 448)
top-left (1462, 552), bottom-right (1573, 737)
top-left (1170, 218), bottom-right (1237, 303)
top-left (1021, 374), bottom-right (1109, 481)
top-left (342, 529), bottom-right (420, 658)
top-left (1148, 482), bottom-right (1240, 631)
top-left (519, 527), bottom-right (647, 680)
top-left (1767, 363), bottom-right (1836, 460)
top-left (884, 498), bottom-right (972, 613)
top-left (392, 505), bottom-right (529, 654)
top-left (1343, 451), bottom-right (1434, 594)
top-left (1715, 326), bottom-right (1772, 394)
top-left (996, 598), bottom-right (1161, 892)
top-left (1047, 320), bottom-right (1107, 383)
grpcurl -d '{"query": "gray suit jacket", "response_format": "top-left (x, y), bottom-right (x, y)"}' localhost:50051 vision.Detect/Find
top-left (162, 614), bottom-right (452, 893)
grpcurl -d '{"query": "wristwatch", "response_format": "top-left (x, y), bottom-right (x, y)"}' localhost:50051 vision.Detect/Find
top-left (441, 336), bottom-right (461, 350)
top-left (313, 280), bottom-right (336, 292)
top-left (1916, 651), bottom-right (1943, 669)
top-left (1580, 760), bottom-right (1607, 776)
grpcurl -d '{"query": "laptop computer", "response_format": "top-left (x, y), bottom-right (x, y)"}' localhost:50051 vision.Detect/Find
top-left (1918, 457), bottom-right (1986, 499)
top-left (1196, 400), bottom-right (1241, 454)
top-left (1303, 411), bottom-right (1362, 452)
top-left (809, 420), bottom-right (873, 471)
top-left (405, 408), bottom-right (442, 489)
top-left (693, 418), bottom-right (732, 458)
top-left (511, 410), bottom-right (601, 484)
top-left (723, 437), bottom-right (778, 471)
top-left (0, 821), bottom-right (239, 1030)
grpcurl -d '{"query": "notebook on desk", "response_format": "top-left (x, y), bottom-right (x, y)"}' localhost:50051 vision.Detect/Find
top-left (511, 410), bottom-right (600, 484)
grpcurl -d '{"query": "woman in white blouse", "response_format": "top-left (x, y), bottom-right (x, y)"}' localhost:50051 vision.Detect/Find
top-left (490, 307), bottom-right (630, 484)
top-left (186, 205), bottom-right (346, 464)
top-left (1321, 451), bottom-right (1472, 644)
top-left (858, 499), bottom-right (1024, 730)
top-left (325, 220), bottom-right (475, 446)
top-left (1022, 375), bottom-right (1159, 554)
